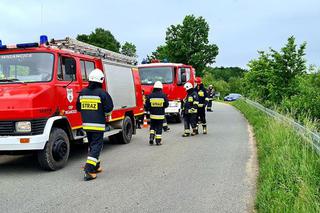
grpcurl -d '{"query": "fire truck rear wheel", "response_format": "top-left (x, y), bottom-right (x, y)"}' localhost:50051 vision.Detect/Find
top-left (37, 128), bottom-right (70, 171)
top-left (117, 116), bottom-right (133, 144)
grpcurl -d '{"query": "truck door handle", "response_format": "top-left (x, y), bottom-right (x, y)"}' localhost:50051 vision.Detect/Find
top-left (121, 105), bottom-right (127, 109)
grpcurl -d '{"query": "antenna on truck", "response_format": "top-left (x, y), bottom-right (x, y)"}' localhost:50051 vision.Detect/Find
top-left (49, 37), bottom-right (137, 65)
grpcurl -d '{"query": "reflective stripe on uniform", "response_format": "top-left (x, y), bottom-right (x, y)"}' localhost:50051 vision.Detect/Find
top-left (188, 97), bottom-right (193, 102)
top-left (150, 114), bottom-right (165, 120)
top-left (155, 135), bottom-right (162, 139)
top-left (198, 91), bottom-right (204, 97)
top-left (198, 103), bottom-right (204, 107)
top-left (163, 122), bottom-right (168, 127)
top-left (150, 130), bottom-right (155, 134)
top-left (83, 123), bottom-right (105, 131)
top-left (193, 101), bottom-right (199, 105)
top-left (86, 156), bottom-right (98, 166)
top-left (184, 129), bottom-right (190, 133)
top-left (79, 95), bottom-right (101, 103)
top-left (205, 98), bottom-right (209, 101)
top-left (188, 108), bottom-right (197, 113)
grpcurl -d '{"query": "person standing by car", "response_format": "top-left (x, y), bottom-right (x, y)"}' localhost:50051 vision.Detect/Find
top-left (76, 69), bottom-right (114, 181)
top-left (182, 82), bottom-right (199, 137)
top-left (144, 81), bottom-right (169, 145)
top-left (207, 85), bottom-right (215, 112)
top-left (195, 77), bottom-right (208, 134)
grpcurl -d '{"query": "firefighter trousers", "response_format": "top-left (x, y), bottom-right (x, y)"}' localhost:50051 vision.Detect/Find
top-left (163, 117), bottom-right (169, 131)
top-left (207, 99), bottom-right (213, 111)
top-left (84, 131), bottom-right (104, 173)
top-left (150, 119), bottom-right (163, 144)
top-left (183, 113), bottom-right (198, 134)
top-left (197, 107), bottom-right (207, 126)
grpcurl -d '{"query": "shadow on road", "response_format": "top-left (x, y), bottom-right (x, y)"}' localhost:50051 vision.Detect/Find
top-left (0, 139), bottom-right (121, 174)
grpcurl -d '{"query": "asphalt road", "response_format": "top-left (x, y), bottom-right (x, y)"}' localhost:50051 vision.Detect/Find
top-left (0, 102), bottom-right (254, 213)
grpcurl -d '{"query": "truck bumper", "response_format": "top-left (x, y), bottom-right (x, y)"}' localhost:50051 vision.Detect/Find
top-left (0, 116), bottom-right (64, 151)
top-left (0, 134), bottom-right (47, 151)
top-left (165, 101), bottom-right (181, 114)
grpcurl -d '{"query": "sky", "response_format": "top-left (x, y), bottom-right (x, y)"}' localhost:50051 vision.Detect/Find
top-left (0, 0), bottom-right (319, 68)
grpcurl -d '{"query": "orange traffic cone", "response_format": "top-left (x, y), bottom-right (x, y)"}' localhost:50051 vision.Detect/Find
top-left (143, 114), bottom-right (149, 128)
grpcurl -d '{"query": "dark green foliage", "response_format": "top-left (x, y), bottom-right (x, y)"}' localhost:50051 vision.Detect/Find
top-left (151, 15), bottom-right (219, 76)
top-left (121, 42), bottom-right (137, 57)
top-left (202, 66), bottom-right (246, 97)
top-left (243, 36), bottom-right (307, 104)
top-left (77, 28), bottom-right (121, 52)
top-left (242, 36), bottom-right (320, 126)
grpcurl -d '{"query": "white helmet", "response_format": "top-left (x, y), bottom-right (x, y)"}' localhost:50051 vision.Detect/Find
top-left (184, 82), bottom-right (193, 91)
top-left (89, 69), bottom-right (104, 83)
top-left (154, 81), bottom-right (163, 89)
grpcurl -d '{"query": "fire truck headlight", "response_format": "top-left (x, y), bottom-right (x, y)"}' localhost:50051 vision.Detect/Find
top-left (15, 121), bottom-right (31, 133)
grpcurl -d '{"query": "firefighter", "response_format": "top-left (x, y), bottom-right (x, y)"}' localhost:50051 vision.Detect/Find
top-left (182, 82), bottom-right (199, 137)
top-left (207, 85), bottom-right (215, 112)
top-left (195, 77), bottom-right (208, 134)
top-left (76, 69), bottom-right (114, 181)
top-left (145, 81), bottom-right (169, 145)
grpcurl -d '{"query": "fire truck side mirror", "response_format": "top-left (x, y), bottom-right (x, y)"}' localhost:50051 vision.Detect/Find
top-left (65, 58), bottom-right (76, 75)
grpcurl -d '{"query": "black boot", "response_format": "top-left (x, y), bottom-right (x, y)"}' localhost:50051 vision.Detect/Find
top-left (149, 134), bottom-right (155, 145)
top-left (203, 125), bottom-right (207, 134)
top-left (191, 128), bottom-right (198, 136)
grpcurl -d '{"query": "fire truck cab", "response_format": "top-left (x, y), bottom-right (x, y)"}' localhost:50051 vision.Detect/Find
top-left (0, 36), bottom-right (144, 170)
top-left (138, 62), bottom-right (195, 122)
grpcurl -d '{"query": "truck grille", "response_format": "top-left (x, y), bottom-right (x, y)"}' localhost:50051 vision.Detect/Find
top-left (0, 119), bottom-right (47, 136)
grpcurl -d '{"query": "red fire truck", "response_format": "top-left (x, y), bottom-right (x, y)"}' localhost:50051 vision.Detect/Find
top-left (0, 36), bottom-right (144, 170)
top-left (138, 61), bottom-right (195, 122)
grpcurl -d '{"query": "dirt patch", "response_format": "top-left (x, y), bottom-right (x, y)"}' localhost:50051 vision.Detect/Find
top-left (245, 124), bottom-right (259, 213)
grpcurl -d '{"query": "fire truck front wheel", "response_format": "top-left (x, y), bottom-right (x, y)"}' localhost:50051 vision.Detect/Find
top-left (37, 128), bottom-right (70, 171)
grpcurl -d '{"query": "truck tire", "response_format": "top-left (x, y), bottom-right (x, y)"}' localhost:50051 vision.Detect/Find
top-left (117, 116), bottom-right (133, 144)
top-left (37, 128), bottom-right (70, 171)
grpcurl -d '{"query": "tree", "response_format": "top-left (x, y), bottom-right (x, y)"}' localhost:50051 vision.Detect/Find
top-left (152, 15), bottom-right (219, 76)
top-left (244, 36), bottom-right (307, 104)
top-left (121, 42), bottom-right (137, 57)
top-left (77, 28), bottom-right (121, 52)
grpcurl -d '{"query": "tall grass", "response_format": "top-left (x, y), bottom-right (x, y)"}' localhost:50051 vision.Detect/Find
top-left (232, 100), bottom-right (320, 212)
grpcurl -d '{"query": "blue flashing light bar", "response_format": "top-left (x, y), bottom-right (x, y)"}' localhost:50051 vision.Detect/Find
top-left (0, 40), bottom-right (2, 45)
top-left (16, 43), bottom-right (39, 48)
top-left (40, 35), bottom-right (48, 45)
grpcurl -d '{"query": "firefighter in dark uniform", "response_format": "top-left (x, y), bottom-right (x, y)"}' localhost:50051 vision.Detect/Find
top-left (145, 81), bottom-right (169, 145)
top-left (207, 85), bottom-right (215, 112)
top-left (76, 69), bottom-right (113, 181)
top-left (182, 82), bottom-right (199, 137)
top-left (195, 77), bottom-right (208, 134)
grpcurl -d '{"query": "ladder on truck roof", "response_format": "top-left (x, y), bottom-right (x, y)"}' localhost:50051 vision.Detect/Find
top-left (49, 37), bottom-right (136, 65)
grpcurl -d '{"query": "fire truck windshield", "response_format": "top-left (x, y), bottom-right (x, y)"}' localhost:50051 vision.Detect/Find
top-left (0, 53), bottom-right (54, 83)
top-left (139, 67), bottom-right (173, 85)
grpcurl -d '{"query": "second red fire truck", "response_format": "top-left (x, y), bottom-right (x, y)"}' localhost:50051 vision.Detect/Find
top-left (138, 61), bottom-right (195, 122)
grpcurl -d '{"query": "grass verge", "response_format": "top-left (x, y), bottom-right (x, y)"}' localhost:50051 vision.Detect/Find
top-left (231, 100), bottom-right (320, 212)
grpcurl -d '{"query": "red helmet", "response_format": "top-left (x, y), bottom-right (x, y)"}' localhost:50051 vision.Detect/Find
top-left (195, 77), bottom-right (202, 84)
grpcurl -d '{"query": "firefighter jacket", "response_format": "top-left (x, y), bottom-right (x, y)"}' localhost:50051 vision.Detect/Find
top-left (195, 84), bottom-right (208, 108)
top-left (76, 87), bottom-right (114, 131)
top-left (145, 90), bottom-right (169, 120)
top-left (182, 89), bottom-right (199, 114)
top-left (207, 88), bottom-right (215, 100)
